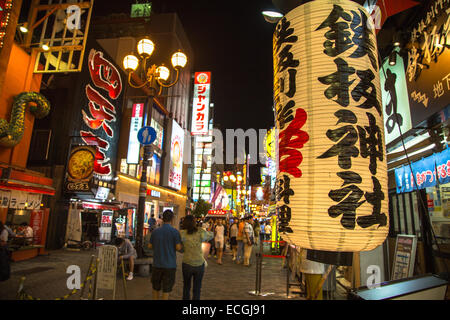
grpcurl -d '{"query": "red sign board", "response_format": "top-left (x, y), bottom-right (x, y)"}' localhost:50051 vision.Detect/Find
top-left (30, 210), bottom-right (44, 244)
top-left (208, 209), bottom-right (227, 216)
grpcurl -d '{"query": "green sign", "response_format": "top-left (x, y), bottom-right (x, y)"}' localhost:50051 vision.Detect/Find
top-left (131, 3), bottom-right (152, 18)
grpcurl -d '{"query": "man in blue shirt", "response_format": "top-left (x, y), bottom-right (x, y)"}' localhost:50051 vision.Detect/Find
top-left (149, 210), bottom-right (182, 300)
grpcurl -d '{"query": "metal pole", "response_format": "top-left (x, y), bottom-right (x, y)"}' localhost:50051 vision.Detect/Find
top-left (135, 94), bottom-right (154, 258)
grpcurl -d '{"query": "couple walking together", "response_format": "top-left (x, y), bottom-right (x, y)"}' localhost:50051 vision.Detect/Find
top-left (148, 210), bottom-right (213, 300)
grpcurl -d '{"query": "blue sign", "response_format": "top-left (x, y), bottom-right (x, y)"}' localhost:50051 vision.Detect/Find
top-left (395, 148), bottom-right (450, 194)
top-left (436, 148), bottom-right (450, 185)
top-left (137, 126), bottom-right (157, 145)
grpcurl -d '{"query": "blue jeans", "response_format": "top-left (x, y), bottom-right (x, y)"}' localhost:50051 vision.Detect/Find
top-left (236, 240), bottom-right (244, 263)
top-left (182, 263), bottom-right (205, 300)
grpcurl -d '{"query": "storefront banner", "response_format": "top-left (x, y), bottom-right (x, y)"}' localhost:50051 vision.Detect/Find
top-left (126, 103), bottom-right (144, 164)
top-left (150, 118), bottom-right (164, 151)
top-left (0, 190), bottom-right (10, 208)
top-left (435, 147), bottom-right (450, 184)
top-left (66, 204), bottom-right (82, 243)
top-left (406, 0), bottom-right (450, 127)
top-left (380, 47), bottom-right (413, 145)
top-left (27, 193), bottom-right (42, 210)
top-left (395, 147), bottom-right (450, 193)
top-left (9, 191), bottom-right (27, 209)
top-left (167, 120), bottom-right (184, 190)
top-left (412, 155), bottom-right (437, 190)
top-left (30, 210), bottom-right (44, 244)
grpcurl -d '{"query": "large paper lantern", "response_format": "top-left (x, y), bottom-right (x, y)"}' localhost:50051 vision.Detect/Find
top-left (274, 0), bottom-right (388, 252)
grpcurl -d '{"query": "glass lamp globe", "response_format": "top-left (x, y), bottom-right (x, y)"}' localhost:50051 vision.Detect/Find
top-left (137, 38), bottom-right (155, 57)
top-left (223, 176), bottom-right (229, 182)
top-left (171, 51), bottom-right (187, 68)
top-left (237, 175), bottom-right (243, 182)
top-left (230, 175), bottom-right (236, 182)
top-left (123, 54), bottom-right (139, 71)
top-left (156, 66), bottom-right (170, 81)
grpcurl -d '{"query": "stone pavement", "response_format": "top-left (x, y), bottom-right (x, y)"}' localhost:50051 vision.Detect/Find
top-left (0, 244), bottom-right (345, 300)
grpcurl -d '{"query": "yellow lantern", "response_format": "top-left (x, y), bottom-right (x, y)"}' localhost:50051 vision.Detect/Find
top-left (273, 0), bottom-right (388, 252)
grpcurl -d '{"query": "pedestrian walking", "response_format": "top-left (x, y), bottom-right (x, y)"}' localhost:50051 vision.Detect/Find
top-left (235, 218), bottom-right (245, 264)
top-left (180, 215), bottom-right (213, 300)
top-left (265, 222), bottom-right (272, 242)
top-left (115, 237), bottom-right (137, 280)
top-left (214, 219), bottom-right (225, 265)
top-left (229, 220), bottom-right (238, 261)
top-left (259, 221), bottom-right (265, 244)
top-left (149, 210), bottom-right (182, 300)
top-left (0, 221), bottom-right (10, 282)
top-left (243, 216), bottom-right (255, 267)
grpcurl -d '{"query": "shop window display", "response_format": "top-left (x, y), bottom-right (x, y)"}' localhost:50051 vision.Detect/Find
top-left (426, 184), bottom-right (450, 242)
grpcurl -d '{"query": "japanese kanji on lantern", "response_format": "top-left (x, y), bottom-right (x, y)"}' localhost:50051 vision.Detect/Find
top-left (274, 0), bottom-right (388, 252)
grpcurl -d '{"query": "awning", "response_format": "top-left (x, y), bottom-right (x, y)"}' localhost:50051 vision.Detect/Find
top-left (0, 167), bottom-right (55, 195)
top-left (82, 201), bottom-right (120, 211)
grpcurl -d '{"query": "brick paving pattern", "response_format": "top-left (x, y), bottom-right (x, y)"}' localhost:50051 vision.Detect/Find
top-left (0, 244), bottom-right (347, 300)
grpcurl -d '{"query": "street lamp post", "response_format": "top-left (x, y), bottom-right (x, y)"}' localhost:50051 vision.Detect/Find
top-left (123, 37), bottom-right (187, 258)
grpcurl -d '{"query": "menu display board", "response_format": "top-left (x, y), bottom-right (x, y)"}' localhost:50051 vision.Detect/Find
top-left (391, 234), bottom-right (417, 280)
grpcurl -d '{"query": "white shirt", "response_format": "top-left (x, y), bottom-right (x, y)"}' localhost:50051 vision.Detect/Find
top-left (214, 225), bottom-right (225, 241)
top-left (24, 226), bottom-right (33, 238)
top-left (299, 249), bottom-right (325, 274)
top-left (265, 224), bottom-right (272, 234)
top-left (0, 229), bottom-right (8, 242)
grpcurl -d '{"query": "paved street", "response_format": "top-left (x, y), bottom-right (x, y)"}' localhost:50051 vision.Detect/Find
top-left (0, 244), bottom-right (314, 301)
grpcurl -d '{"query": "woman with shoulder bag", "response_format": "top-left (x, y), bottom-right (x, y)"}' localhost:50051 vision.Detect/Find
top-left (180, 215), bottom-right (214, 300)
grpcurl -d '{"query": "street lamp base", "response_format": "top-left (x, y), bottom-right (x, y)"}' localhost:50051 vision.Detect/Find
top-left (248, 291), bottom-right (275, 297)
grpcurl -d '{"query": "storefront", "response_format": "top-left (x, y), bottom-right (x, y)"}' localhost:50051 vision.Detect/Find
top-left (116, 173), bottom-right (188, 232)
top-left (0, 166), bottom-right (55, 261)
top-left (383, 0), bottom-right (450, 277)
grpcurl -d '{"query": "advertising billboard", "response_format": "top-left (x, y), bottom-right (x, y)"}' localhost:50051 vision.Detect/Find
top-left (191, 72), bottom-right (211, 135)
top-left (127, 103), bottom-right (144, 164)
top-left (168, 120), bottom-right (184, 190)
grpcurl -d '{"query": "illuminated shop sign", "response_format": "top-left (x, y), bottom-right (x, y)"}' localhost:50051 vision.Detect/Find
top-left (127, 103), bottom-right (144, 164)
top-left (406, 0), bottom-right (450, 127)
top-left (146, 189), bottom-right (161, 198)
top-left (168, 120), bottom-right (184, 190)
top-left (74, 44), bottom-right (123, 183)
top-left (151, 118), bottom-right (164, 150)
top-left (380, 48), bottom-right (413, 145)
top-left (191, 72), bottom-right (211, 135)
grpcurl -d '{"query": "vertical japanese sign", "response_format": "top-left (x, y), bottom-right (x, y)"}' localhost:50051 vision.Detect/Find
top-left (96, 245), bottom-right (118, 298)
top-left (380, 48), bottom-right (413, 145)
top-left (127, 103), bottom-right (144, 164)
top-left (274, 0), bottom-right (388, 252)
top-left (168, 120), bottom-right (184, 190)
top-left (70, 41), bottom-right (123, 184)
top-left (191, 72), bottom-right (211, 135)
top-left (30, 210), bottom-right (44, 244)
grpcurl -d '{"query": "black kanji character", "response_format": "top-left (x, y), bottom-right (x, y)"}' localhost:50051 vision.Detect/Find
top-left (349, 9), bottom-right (378, 70)
top-left (351, 68), bottom-right (382, 115)
top-left (277, 175), bottom-right (295, 204)
top-left (384, 69), bottom-right (403, 134)
top-left (316, 4), bottom-right (353, 57)
top-left (328, 171), bottom-right (366, 230)
top-left (278, 205), bottom-right (293, 233)
top-left (357, 176), bottom-right (387, 228)
top-left (318, 58), bottom-right (355, 107)
top-left (357, 113), bottom-right (383, 175)
top-left (318, 110), bottom-right (359, 169)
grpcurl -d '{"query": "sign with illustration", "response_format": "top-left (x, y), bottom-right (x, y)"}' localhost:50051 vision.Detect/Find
top-left (64, 145), bottom-right (96, 193)
top-left (168, 120), bottom-right (184, 190)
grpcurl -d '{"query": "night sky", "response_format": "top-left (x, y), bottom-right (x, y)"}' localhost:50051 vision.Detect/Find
top-left (94, 0), bottom-right (276, 132)
top-left (93, 0), bottom-right (276, 184)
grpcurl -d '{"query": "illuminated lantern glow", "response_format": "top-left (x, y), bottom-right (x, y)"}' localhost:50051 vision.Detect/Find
top-left (137, 38), bottom-right (155, 57)
top-left (156, 65), bottom-right (170, 81)
top-left (171, 51), bottom-right (188, 68)
top-left (273, 0), bottom-right (388, 252)
top-left (123, 54), bottom-right (139, 71)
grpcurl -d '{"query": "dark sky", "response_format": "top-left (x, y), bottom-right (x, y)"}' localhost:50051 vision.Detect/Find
top-left (93, 0), bottom-right (276, 132)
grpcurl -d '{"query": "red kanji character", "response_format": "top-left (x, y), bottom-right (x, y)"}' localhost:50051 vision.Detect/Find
top-left (80, 131), bottom-right (112, 176)
top-left (197, 104), bottom-right (206, 112)
top-left (83, 85), bottom-right (116, 137)
top-left (88, 50), bottom-right (123, 99)
top-left (197, 85), bottom-right (207, 94)
top-left (279, 108), bottom-right (309, 178)
top-left (196, 113), bottom-right (205, 121)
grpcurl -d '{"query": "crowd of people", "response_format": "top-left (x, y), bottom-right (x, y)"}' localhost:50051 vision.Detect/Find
top-left (114, 210), bottom-right (273, 300)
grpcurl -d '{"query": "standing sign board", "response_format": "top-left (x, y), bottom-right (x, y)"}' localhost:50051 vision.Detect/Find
top-left (96, 245), bottom-right (118, 299)
top-left (391, 234), bottom-right (417, 280)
